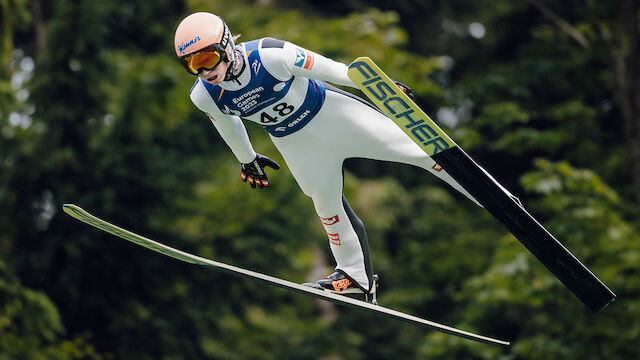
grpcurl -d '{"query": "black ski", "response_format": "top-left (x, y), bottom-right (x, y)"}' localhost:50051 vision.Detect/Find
top-left (348, 57), bottom-right (615, 312)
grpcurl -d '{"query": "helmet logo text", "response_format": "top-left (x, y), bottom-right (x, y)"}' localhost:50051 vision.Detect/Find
top-left (178, 35), bottom-right (202, 55)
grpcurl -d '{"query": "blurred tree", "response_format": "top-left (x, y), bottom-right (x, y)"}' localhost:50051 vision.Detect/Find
top-left (447, 0), bottom-right (639, 215)
top-left (451, 160), bottom-right (640, 359)
top-left (0, 0), bottom-right (30, 112)
top-left (611, 0), bottom-right (640, 214)
top-left (0, 260), bottom-right (102, 359)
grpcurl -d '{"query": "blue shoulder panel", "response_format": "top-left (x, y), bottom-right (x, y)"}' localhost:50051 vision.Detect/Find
top-left (197, 38), bottom-right (325, 137)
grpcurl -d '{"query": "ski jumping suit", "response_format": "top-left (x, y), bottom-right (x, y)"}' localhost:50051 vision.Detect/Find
top-left (189, 38), bottom-right (478, 292)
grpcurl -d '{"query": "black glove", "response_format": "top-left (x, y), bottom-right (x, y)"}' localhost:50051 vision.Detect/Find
top-left (393, 80), bottom-right (415, 101)
top-left (241, 154), bottom-right (280, 189)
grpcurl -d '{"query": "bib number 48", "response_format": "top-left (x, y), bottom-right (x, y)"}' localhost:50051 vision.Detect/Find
top-left (260, 102), bottom-right (295, 124)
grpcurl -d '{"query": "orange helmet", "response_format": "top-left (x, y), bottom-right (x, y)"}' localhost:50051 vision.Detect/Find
top-left (174, 12), bottom-right (237, 75)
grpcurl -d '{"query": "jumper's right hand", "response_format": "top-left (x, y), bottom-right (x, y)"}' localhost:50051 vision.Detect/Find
top-left (240, 154), bottom-right (280, 189)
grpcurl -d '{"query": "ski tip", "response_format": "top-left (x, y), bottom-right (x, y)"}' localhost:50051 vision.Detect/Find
top-left (62, 203), bottom-right (76, 210)
top-left (348, 56), bottom-right (372, 68)
top-left (62, 203), bottom-right (83, 217)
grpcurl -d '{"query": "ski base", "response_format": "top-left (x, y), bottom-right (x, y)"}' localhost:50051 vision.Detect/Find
top-left (63, 204), bottom-right (509, 347)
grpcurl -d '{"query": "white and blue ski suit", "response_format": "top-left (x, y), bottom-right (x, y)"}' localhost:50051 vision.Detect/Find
top-left (189, 38), bottom-right (476, 292)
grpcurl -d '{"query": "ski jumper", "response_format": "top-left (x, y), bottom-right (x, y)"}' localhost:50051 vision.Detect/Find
top-left (189, 38), bottom-right (478, 292)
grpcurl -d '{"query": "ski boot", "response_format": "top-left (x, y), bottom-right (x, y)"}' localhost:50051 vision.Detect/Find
top-left (303, 270), bottom-right (379, 304)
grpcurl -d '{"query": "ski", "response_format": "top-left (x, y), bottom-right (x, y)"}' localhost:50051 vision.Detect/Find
top-left (348, 57), bottom-right (615, 312)
top-left (62, 204), bottom-right (510, 346)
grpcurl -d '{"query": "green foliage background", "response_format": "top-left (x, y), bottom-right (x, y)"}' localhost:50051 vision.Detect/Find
top-left (1, 0), bottom-right (638, 358)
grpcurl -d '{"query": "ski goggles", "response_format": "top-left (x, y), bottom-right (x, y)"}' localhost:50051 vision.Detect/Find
top-left (178, 44), bottom-right (228, 75)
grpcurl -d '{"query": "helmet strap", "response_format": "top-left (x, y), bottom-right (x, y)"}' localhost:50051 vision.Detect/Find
top-left (224, 47), bottom-right (245, 83)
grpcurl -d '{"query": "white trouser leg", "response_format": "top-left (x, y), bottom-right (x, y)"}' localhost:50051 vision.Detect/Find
top-left (301, 89), bottom-right (480, 206)
top-left (269, 89), bottom-right (480, 291)
top-left (270, 131), bottom-right (371, 290)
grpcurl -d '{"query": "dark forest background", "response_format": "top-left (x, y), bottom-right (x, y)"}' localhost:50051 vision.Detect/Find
top-left (1, 0), bottom-right (639, 358)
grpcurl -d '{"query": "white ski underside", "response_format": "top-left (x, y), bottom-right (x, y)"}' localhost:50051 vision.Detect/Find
top-left (62, 203), bottom-right (510, 347)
